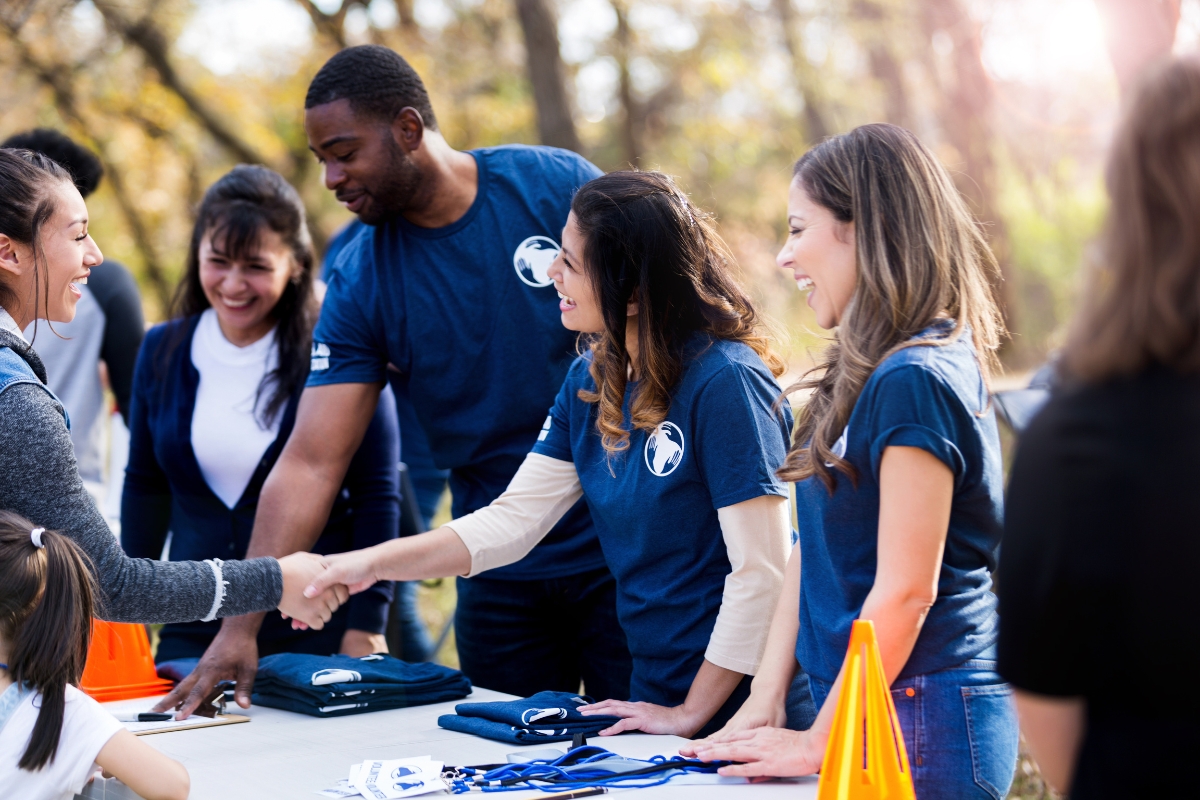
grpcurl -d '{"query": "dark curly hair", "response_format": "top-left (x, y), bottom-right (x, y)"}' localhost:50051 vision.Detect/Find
top-left (306, 45), bottom-right (439, 131)
top-left (1, 129), bottom-right (104, 198)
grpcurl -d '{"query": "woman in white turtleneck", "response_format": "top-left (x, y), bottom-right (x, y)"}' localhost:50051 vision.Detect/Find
top-left (121, 165), bottom-right (401, 671)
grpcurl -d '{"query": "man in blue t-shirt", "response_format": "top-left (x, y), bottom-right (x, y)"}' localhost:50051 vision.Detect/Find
top-left (163, 45), bottom-right (631, 716)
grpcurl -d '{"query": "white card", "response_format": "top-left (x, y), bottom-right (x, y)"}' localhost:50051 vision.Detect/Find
top-left (351, 758), bottom-right (445, 800)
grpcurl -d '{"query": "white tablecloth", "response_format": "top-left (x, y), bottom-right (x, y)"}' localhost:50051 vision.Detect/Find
top-left (100, 689), bottom-right (818, 800)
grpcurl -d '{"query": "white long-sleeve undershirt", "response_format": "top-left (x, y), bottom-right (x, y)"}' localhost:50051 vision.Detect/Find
top-left (446, 452), bottom-right (790, 675)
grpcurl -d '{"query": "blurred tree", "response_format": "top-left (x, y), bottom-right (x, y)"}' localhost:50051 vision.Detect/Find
top-left (1094, 0), bottom-right (1180, 93)
top-left (919, 0), bottom-right (1012, 329)
top-left (514, 0), bottom-right (582, 152)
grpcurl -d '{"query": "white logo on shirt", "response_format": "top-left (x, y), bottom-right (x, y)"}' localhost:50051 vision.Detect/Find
top-left (513, 236), bottom-right (560, 288)
top-left (538, 415), bottom-right (552, 442)
top-left (644, 422), bottom-right (685, 477)
top-left (311, 342), bottom-right (330, 371)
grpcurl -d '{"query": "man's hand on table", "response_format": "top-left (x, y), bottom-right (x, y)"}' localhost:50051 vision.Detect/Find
top-left (153, 617), bottom-right (261, 718)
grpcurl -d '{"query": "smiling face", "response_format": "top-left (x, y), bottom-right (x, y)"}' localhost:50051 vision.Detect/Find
top-left (546, 213), bottom-right (606, 334)
top-left (305, 99), bottom-right (424, 226)
top-left (0, 179), bottom-right (103, 327)
top-left (198, 225), bottom-right (296, 346)
top-left (777, 178), bottom-right (858, 330)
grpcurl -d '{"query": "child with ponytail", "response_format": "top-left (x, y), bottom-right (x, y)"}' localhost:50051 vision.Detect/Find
top-left (0, 510), bottom-right (189, 800)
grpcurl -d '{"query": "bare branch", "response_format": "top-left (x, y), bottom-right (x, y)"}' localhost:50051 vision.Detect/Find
top-left (91, 0), bottom-right (278, 170)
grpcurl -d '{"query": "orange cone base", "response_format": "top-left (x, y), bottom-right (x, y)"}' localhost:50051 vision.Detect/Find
top-left (816, 619), bottom-right (917, 800)
top-left (79, 620), bottom-right (175, 703)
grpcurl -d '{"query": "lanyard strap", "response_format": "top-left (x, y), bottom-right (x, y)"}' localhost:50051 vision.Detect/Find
top-left (0, 682), bottom-right (30, 735)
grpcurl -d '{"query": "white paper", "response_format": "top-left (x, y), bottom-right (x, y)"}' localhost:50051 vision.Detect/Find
top-left (349, 757), bottom-right (445, 800)
top-left (315, 778), bottom-right (364, 798)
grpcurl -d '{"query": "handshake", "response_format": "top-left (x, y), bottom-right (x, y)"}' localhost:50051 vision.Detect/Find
top-left (276, 549), bottom-right (385, 631)
top-left (153, 548), bottom-right (385, 719)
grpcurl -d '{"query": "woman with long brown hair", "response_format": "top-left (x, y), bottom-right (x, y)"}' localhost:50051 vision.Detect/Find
top-left (303, 170), bottom-right (808, 738)
top-left (998, 57), bottom-right (1200, 799)
top-left (686, 124), bottom-right (1018, 799)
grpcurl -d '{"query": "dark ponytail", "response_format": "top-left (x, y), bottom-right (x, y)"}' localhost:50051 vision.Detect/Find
top-left (0, 149), bottom-right (74, 343)
top-left (0, 510), bottom-right (96, 771)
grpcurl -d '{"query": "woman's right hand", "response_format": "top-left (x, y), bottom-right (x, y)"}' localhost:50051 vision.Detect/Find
top-left (678, 691), bottom-right (786, 755)
top-left (303, 547), bottom-right (384, 600)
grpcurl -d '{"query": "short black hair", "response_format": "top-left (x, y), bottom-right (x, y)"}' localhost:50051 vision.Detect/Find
top-left (305, 45), bottom-right (439, 131)
top-left (1, 129), bottom-right (104, 198)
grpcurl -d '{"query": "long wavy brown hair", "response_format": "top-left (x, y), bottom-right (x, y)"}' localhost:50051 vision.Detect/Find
top-left (1062, 56), bottom-right (1200, 381)
top-left (779, 124), bottom-right (1005, 490)
top-left (571, 171), bottom-right (784, 456)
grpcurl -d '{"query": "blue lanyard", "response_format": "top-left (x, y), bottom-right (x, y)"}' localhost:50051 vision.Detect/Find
top-left (0, 682), bottom-right (30, 735)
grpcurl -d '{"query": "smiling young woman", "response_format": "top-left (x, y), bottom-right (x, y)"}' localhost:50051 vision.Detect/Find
top-left (120, 165), bottom-right (402, 676)
top-left (0, 148), bottom-right (344, 642)
top-left (684, 125), bottom-right (1017, 800)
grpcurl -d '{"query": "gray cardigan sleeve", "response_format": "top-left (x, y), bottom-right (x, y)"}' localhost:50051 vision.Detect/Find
top-left (0, 384), bottom-right (283, 623)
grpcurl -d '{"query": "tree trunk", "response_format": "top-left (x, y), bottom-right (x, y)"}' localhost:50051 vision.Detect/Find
top-left (514, 0), bottom-right (583, 153)
top-left (772, 0), bottom-right (832, 143)
top-left (921, 0), bottom-right (1012, 331)
top-left (853, 0), bottom-right (912, 129)
top-left (1093, 0), bottom-right (1180, 94)
top-left (611, 0), bottom-right (642, 165)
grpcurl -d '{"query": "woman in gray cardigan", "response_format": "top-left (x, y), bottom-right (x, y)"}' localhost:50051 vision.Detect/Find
top-left (0, 148), bottom-right (345, 629)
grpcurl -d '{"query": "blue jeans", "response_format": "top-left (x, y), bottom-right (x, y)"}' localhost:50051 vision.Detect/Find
top-left (809, 655), bottom-right (1018, 800)
top-left (455, 566), bottom-right (632, 702)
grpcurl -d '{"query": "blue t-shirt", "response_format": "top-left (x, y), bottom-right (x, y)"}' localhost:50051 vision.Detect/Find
top-left (533, 337), bottom-right (792, 706)
top-left (311, 145), bottom-right (605, 580)
top-left (795, 325), bottom-right (1004, 683)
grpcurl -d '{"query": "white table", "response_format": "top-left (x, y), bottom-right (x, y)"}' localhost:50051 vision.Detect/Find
top-left (101, 689), bottom-right (818, 800)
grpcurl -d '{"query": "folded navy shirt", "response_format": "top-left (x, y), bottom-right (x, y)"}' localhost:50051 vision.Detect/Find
top-left (251, 653), bottom-right (471, 717)
top-left (438, 691), bottom-right (620, 744)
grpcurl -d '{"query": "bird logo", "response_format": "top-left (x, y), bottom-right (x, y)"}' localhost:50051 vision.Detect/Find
top-left (513, 236), bottom-right (560, 288)
top-left (645, 422), bottom-right (685, 477)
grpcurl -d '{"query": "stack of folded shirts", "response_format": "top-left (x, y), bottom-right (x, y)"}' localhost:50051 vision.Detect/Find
top-left (252, 653), bottom-right (471, 717)
top-left (438, 691), bottom-right (621, 744)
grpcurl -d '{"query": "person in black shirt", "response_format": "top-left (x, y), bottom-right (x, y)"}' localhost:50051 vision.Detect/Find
top-left (999, 56), bottom-right (1200, 799)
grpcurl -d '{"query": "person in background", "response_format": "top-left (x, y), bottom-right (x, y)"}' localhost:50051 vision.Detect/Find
top-left (0, 511), bottom-right (189, 800)
top-left (2, 129), bottom-right (144, 512)
top-left (0, 148), bottom-right (342, 638)
top-left (121, 165), bottom-right (399, 666)
top-left (998, 56), bottom-right (1200, 800)
top-left (304, 171), bottom-right (811, 738)
top-left (162, 45), bottom-right (632, 716)
top-left (685, 124), bottom-right (1017, 800)
top-left (322, 218), bottom-right (438, 662)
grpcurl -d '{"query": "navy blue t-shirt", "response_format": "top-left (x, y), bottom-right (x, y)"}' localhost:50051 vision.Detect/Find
top-left (795, 325), bottom-right (1004, 683)
top-left (310, 146), bottom-right (605, 580)
top-left (533, 337), bottom-right (792, 706)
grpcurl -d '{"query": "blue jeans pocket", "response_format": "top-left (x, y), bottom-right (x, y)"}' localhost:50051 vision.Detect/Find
top-left (961, 683), bottom-right (1018, 800)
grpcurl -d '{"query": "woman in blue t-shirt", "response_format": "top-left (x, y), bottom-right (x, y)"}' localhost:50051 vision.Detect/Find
top-left (121, 165), bottom-right (400, 666)
top-left (685, 124), bottom-right (1019, 799)
top-left (303, 171), bottom-right (808, 737)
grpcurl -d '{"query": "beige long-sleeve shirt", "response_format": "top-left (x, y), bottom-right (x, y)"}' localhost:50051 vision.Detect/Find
top-left (446, 452), bottom-right (790, 675)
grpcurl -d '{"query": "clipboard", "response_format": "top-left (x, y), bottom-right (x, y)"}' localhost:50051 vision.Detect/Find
top-left (124, 713), bottom-right (251, 736)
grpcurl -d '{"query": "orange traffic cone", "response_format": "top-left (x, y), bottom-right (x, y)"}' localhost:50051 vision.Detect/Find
top-left (79, 621), bottom-right (175, 702)
top-left (816, 620), bottom-right (917, 800)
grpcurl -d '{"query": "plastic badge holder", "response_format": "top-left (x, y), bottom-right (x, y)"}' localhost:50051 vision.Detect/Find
top-left (817, 620), bottom-right (916, 800)
top-left (80, 621), bottom-right (175, 703)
